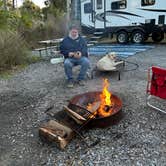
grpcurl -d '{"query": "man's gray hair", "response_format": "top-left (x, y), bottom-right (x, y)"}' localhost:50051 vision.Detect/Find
top-left (69, 25), bottom-right (79, 31)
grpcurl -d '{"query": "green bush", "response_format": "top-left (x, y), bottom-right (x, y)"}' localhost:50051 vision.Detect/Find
top-left (38, 14), bottom-right (67, 40)
top-left (0, 30), bottom-right (29, 70)
top-left (20, 15), bottom-right (68, 48)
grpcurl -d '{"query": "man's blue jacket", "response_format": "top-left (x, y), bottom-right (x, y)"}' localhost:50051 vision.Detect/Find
top-left (60, 35), bottom-right (88, 59)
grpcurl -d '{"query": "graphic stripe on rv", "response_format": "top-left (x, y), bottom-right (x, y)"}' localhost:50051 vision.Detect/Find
top-left (96, 10), bottom-right (142, 22)
top-left (139, 9), bottom-right (166, 12)
top-left (108, 11), bottom-right (142, 17)
top-left (96, 13), bottom-right (130, 22)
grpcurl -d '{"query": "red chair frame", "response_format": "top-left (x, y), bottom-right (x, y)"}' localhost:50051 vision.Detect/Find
top-left (146, 66), bottom-right (166, 113)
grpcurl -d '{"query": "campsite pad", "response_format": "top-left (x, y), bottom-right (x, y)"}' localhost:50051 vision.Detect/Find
top-left (88, 44), bottom-right (155, 58)
top-left (33, 43), bottom-right (154, 59)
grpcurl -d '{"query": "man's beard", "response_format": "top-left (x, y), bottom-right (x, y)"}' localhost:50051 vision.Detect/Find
top-left (69, 33), bottom-right (79, 40)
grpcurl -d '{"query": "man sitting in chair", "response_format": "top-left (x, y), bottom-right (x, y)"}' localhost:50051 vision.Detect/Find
top-left (60, 25), bottom-right (90, 88)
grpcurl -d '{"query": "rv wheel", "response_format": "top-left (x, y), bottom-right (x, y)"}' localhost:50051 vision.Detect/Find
top-left (152, 31), bottom-right (164, 42)
top-left (131, 31), bottom-right (145, 43)
top-left (117, 31), bottom-right (129, 44)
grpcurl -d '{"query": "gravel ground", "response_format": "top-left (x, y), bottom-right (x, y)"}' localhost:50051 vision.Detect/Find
top-left (0, 44), bottom-right (166, 166)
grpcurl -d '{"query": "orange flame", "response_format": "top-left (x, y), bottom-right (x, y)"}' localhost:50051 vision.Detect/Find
top-left (98, 78), bottom-right (113, 117)
top-left (87, 101), bottom-right (99, 118)
top-left (86, 78), bottom-right (113, 118)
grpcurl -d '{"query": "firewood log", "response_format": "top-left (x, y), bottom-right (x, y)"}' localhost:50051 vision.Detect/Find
top-left (87, 101), bottom-right (101, 113)
top-left (39, 120), bottom-right (74, 149)
top-left (63, 105), bottom-right (87, 125)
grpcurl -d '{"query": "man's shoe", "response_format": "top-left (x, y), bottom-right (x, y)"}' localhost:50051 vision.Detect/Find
top-left (77, 80), bottom-right (85, 86)
top-left (67, 80), bottom-right (74, 88)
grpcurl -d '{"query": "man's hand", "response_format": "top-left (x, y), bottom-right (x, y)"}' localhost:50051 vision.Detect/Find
top-left (74, 51), bottom-right (82, 59)
top-left (68, 52), bottom-right (75, 57)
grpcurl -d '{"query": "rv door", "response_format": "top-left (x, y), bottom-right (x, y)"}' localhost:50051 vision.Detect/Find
top-left (81, 0), bottom-right (94, 29)
top-left (93, 0), bottom-right (106, 29)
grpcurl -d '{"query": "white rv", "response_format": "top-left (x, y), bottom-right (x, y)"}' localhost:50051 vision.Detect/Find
top-left (80, 0), bottom-right (166, 43)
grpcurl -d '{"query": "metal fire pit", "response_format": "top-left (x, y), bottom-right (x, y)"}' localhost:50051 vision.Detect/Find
top-left (68, 91), bottom-right (123, 128)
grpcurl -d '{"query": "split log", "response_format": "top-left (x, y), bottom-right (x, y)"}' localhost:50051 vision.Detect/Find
top-left (39, 120), bottom-right (74, 149)
top-left (87, 101), bottom-right (101, 113)
top-left (63, 105), bottom-right (86, 125)
top-left (63, 101), bottom-right (101, 124)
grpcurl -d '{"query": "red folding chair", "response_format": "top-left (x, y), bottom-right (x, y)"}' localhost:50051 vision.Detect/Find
top-left (146, 66), bottom-right (166, 113)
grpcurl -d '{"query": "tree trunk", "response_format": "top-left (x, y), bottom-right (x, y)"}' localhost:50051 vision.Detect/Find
top-left (3, 0), bottom-right (7, 10)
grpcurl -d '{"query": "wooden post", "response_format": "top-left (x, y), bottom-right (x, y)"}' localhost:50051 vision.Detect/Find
top-left (12, 0), bottom-right (15, 9)
top-left (66, 0), bottom-right (71, 21)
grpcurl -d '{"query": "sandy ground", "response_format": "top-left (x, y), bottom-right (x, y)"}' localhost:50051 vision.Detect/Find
top-left (0, 44), bottom-right (166, 166)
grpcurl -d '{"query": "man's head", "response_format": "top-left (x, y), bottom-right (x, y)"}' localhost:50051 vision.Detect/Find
top-left (69, 25), bottom-right (79, 40)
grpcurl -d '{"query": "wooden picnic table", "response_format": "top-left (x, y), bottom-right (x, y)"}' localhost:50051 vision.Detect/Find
top-left (36, 36), bottom-right (87, 57)
top-left (38, 38), bottom-right (63, 56)
top-left (38, 38), bottom-right (63, 45)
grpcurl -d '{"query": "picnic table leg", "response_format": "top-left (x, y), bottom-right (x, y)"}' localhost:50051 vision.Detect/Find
top-left (39, 50), bottom-right (42, 58)
top-left (45, 44), bottom-right (48, 56)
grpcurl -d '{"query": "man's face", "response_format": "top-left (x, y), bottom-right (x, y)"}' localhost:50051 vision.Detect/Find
top-left (70, 28), bottom-right (78, 38)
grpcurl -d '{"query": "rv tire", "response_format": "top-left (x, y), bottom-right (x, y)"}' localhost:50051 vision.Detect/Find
top-left (131, 30), bottom-right (145, 44)
top-left (152, 30), bottom-right (164, 42)
top-left (116, 31), bottom-right (129, 44)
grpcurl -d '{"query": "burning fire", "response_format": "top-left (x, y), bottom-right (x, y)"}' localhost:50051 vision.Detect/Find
top-left (98, 78), bottom-right (113, 117)
top-left (87, 78), bottom-right (113, 117)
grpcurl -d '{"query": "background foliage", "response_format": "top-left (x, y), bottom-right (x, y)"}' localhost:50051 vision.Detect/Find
top-left (0, 30), bottom-right (29, 69)
top-left (0, 0), bottom-right (68, 70)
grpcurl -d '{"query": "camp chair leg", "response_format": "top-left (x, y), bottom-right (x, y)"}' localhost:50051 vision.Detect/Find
top-left (118, 71), bottom-right (121, 81)
top-left (91, 67), bottom-right (97, 79)
top-left (86, 71), bottom-right (92, 79)
top-left (146, 95), bottom-right (166, 114)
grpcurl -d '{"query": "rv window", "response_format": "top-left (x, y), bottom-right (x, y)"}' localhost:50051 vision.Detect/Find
top-left (84, 3), bottom-right (92, 13)
top-left (97, 0), bottom-right (102, 9)
top-left (111, 0), bottom-right (126, 10)
top-left (141, 0), bottom-right (155, 6)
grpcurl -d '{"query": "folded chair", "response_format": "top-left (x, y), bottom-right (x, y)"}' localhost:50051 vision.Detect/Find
top-left (146, 66), bottom-right (166, 113)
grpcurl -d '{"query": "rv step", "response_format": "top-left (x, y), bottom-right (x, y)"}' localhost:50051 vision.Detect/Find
top-left (90, 36), bottom-right (101, 41)
top-left (88, 41), bottom-right (99, 44)
top-left (87, 43), bottom-right (94, 47)
top-left (93, 32), bottom-right (104, 36)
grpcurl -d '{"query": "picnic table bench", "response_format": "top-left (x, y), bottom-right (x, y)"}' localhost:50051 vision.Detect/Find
top-left (34, 46), bottom-right (58, 57)
top-left (35, 38), bottom-right (63, 57)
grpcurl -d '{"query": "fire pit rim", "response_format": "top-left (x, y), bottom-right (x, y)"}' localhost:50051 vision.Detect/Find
top-left (68, 91), bottom-right (122, 119)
